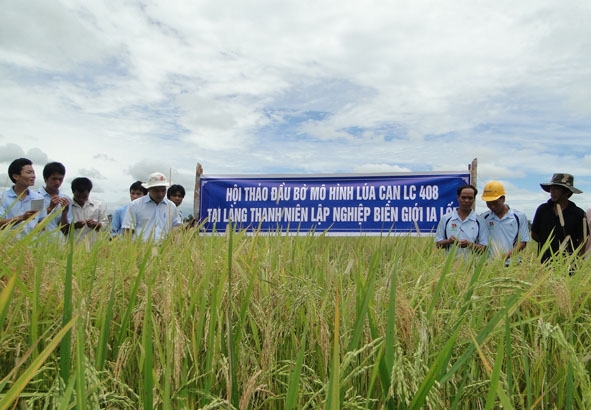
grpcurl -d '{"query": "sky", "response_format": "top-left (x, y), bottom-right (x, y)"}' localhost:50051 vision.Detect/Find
top-left (1, 0), bottom-right (590, 220)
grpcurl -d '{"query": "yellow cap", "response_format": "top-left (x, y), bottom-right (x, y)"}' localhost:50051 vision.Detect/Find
top-left (482, 181), bottom-right (506, 201)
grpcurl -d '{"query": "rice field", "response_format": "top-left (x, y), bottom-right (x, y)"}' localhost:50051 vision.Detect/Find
top-left (1, 220), bottom-right (591, 409)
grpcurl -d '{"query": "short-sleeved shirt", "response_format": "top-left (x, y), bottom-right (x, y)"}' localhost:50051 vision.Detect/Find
top-left (36, 186), bottom-right (73, 237)
top-left (531, 199), bottom-right (586, 262)
top-left (435, 209), bottom-right (489, 257)
top-left (0, 187), bottom-right (48, 238)
top-left (111, 204), bottom-right (129, 237)
top-left (71, 198), bottom-right (109, 244)
top-left (481, 206), bottom-right (530, 260)
top-left (122, 195), bottom-right (181, 242)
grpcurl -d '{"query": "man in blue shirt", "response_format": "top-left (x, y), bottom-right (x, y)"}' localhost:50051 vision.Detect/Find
top-left (0, 158), bottom-right (47, 238)
top-left (480, 181), bottom-right (530, 265)
top-left (122, 172), bottom-right (182, 242)
top-left (435, 184), bottom-right (489, 257)
top-left (111, 180), bottom-right (147, 237)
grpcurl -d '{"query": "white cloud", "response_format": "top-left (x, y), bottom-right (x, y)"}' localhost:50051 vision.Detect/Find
top-left (0, 0), bottom-right (589, 217)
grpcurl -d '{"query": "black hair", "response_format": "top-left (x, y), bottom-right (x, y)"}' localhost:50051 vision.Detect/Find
top-left (8, 158), bottom-right (33, 183)
top-left (71, 177), bottom-right (93, 193)
top-left (130, 180), bottom-right (148, 195)
top-left (457, 184), bottom-right (478, 196)
top-left (167, 184), bottom-right (186, 198)
top-left (43, 162), bottom-right (66, 179)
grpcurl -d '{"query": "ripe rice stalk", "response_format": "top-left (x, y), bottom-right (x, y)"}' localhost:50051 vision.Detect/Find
top-left (285, 323), bottom-right (307, 410)
top-left (59, 233), bottom-right (75, 385)
top-left (226, 224), bottom-right (240, 409)
top-left (0, 272), bottom-right (16, 339)
top-left (142, 283), bottom-right (154, 410)
top-left (0, 316), bottom-right (77, 409)
top-left (94, 269), bottom-right (117, 371)
top-left (75, 314), bottom-right (87, 409)
top-left (325, 278), bottom-right (341, 410)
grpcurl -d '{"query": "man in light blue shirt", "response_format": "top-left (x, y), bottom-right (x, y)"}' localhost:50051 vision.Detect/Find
top-left (435, 184), bottom-right (489, 258)
top-left (111, 180), bottom-right (147, 237)
top-left (0, 158), bottom-right (47, 238)
top-left (122, 172), bottom-right (182, 242)
top-left (480, 181), bottom-right (530, 265)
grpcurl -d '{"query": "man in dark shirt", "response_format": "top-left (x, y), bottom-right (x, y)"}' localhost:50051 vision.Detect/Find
top-left (531, 173), bottom-right (587, 263)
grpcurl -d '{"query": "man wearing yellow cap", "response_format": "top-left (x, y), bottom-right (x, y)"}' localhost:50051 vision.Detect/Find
top-left (481, 181), bottom-right (530, 265)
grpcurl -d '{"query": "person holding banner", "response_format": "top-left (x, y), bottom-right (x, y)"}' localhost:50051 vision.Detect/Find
top-left (480, 181), bottom-right (530, 266)
top-left (531, 173), bottom-right (587, 264)
top-left (122, 172), bottom-right (182, 242)
top-left (435, 184), bottom-right (489, 257)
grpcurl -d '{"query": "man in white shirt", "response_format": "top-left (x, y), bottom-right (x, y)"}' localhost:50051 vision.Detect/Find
top-left (435, 184), bottom-right (489, 258)
top-left (122, 172), bottom-right (182, 242)
top-left (70, 177), bottom-right (109, 244)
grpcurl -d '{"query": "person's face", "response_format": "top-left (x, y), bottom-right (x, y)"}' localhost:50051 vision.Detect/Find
top-left (45, 173), bottom-right (65, 193)
top-left (13, 165), bottom-right (36, 187)
top-left (73, 190), bottom-right (90, 206)
top-left (486, 196), bottom-right (505, 215)
top-left (457, 188), bottom-right (476, 212)
top-left (549, 185), bottom-right (570, 202)
top-left (149, 186), bottom-right (167, 204)
top-left (168, 192), bottom-right (184, 207)
top-left (130, 189), bottom-right (146, 201)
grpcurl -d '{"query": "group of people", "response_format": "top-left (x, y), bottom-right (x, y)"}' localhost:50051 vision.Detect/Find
top-left (0, 158), bottom-right (188, 243)
top-left (435, 173), bottom-right (589, 266)
top-left (2, 158), bottom-right (590, 264)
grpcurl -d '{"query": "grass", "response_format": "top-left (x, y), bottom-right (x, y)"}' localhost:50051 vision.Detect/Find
top-left (1, 224), bottom-right (591, 409)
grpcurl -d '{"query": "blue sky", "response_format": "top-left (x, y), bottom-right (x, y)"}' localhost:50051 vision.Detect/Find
top-left (1, 0), bottom-right (590, 219)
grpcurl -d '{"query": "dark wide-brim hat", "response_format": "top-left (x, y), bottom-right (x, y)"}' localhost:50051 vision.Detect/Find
top-left (540, 173), bottom-right (582, 194)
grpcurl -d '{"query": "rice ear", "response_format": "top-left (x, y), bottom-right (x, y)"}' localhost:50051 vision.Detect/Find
top-left (559, 235), bottom-right (572, 252)
top-left (556, 204), bottom-right (565, 228)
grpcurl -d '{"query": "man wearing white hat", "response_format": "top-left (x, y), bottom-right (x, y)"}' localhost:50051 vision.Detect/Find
top-left (480, 181), bottom-right (530, 265)
top-left (122, 172), bottom-right (182, 242)
top-left (531, 173), bottom-right (587, 263)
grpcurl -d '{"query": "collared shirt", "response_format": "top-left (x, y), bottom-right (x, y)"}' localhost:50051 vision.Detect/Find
top-left (36, 186), bottom-right (73, 237)
top-left (435, 208), bottom-right (489, 257)
top-left (481, 206), bottom-right (530, 261)
top-left (71, 197), bottom-right (109, 244)
top-left (111, 204), bottom-right (129, 237)
top-left (122, 195), bottom-right (181, 242)
top-left (0, 187), bottom-right (47, 238)
top-left (532, 199), bottom-right (586, 262)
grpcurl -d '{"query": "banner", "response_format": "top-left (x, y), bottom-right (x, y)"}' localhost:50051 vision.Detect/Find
top-left (198, 172), bottom-right (470, 235)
